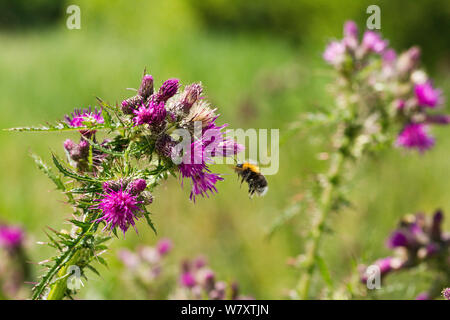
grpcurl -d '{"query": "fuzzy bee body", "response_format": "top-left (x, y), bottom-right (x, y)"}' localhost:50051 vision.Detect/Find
top-left (234, 162), bottom-right (268, 197)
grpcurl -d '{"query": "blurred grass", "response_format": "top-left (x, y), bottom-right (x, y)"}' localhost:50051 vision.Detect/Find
top-left (0, 0), bottom-right (449, 299)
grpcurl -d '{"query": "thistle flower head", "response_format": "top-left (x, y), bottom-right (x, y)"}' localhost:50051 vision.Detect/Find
top-left (323, 41), bottom-right (346, 66)
top-left (414, 82), bottom-right (442, 108)
top-left (362, 31), bottom-right (387, 54)
top-left (396, 123), bottom-right (435, 152)
top-left (343, 20), bottom-right (358, 39)
top-left (156, 238), bottom-right (173, 256)
top-left (133, 101), bottom-right (167, 127)
top-left (128, 179), bottom-right (147, 195)
top-left (180, 271), bottom-right (196, 288)
top-left (97, 187), bottom-right (143, 235)
top-left (65, 107), bottom-right (104, 135)
top-left (0, 225), bottom-right (24, 250)
top-left (181, 83), bottom-right (203, 110)
top-left (138, 74), bottom-right (154, 99)
top-left (157, 78), bottom-right (180, 102)
top-left (386, 230), bottom-right (410, 249)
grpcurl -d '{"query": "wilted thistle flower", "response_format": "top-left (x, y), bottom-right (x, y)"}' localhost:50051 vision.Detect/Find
top-left (0, 225), bottom-right (24, 250)
top-left (97, 187), bottom-right (144, 235)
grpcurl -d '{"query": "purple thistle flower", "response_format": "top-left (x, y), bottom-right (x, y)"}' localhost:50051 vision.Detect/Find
top-left (118, 249), bottom-right (140, 269)
top-left (323, 41), bottom-right (346, 66)
top-left (362, 31), bottom-right (388, 54)
top-left (156, 238), bottom-right (172, 256)
top-left (442, 288), bottom-right (450, 300)
top-left (157, 78), bottom-right (180, 102)
top-left (425, 114), bottom-right (450, 125)
top-left (65, 107), bottom-right (104, 136)
top-left (97, 187), bottom-right (143, 235)
top-left (128, 179), bottom-right (147, 195)
top-left (396, 123), bottom-right (435, 152)
top-left (382, 49), bottom-right (397, 65)
top-left (343, 20), bottom-right (358, 49)
top-left (155, 134), bottom-right (176, 159)
top-left (133, 101), bottom-right (167, 127)
top-left (0, 225), bottom-right (24, 249)
top-left (414, 82), bottom-right (442, 108)
top-left (416, 292), bottom-right (431, 300)
top-left (181, 83), bottom-right (203, 111)
top-left (386, 230), bottom-right (410, 249)
top-left (343, 20), bottom-right (358, 39)
top-left (138, 74), bottom-right (154, 99)
top-left (179, 163), bottom-right (223, 202)
top-left (180, 271), bottom-right (196, 288)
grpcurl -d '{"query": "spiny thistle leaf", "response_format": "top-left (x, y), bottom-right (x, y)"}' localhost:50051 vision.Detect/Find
top-left (51, 154), bottom-right (99, 183)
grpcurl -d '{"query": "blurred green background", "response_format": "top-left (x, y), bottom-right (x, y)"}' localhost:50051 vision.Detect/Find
top-left (0, 0), bottom-right (449, 299)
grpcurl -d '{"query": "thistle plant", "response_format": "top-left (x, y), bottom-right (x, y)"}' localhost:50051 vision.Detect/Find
top-left (7, 72), bottom-right (243, 300)
top-left (290, 21), bottom-right (448, 299)
top-left (173, 256), bottom-right (252, 300)
top-left (360, 210), bottom-right (450, 300)
top-left (118, 242), bottom-right (251, 300)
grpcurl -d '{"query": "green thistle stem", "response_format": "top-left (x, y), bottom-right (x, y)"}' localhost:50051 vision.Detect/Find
top-left (297, 150), bottom-right (345, 299)
top-left (46, 251), bottom-right (82, 300)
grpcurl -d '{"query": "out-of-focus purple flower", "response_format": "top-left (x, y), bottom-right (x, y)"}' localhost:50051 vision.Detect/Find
top-left (414, 82), bottom-right (442, 108)
top-left (396, 123), bottom-right (435, 152)
top-left (362, 31), bottom-right (387, 54)
top-left (396, 99), bottom-right (405, 110)
top-left (118, 249), bottom-right (140, 269)
top-left (442, 288), bottom-right (450, 300)
top-left (96, 187), bottom-right (143, 235)
top-left (416, 292), bottom-right (431, 300)
top-left (343, 20), bottom-right (358, 49)
top-left (344, 20), bottom-right (358, 39)
top-left (382, 49), bottom-right (397, 65)
top-left (425, 114), bottom-right (450, 125)
top-left (65, 107), bottom-right (104, 136)
top-left (180, 271), bottom-right (196, 288)
top-left (323, 41), bottom-right (346, 66)
top-left (397, 46), bottom-right (421, 75)
top-left (386, 230), bottom-right (410, 249)
top-left (430, 210), bottom-right (443, 241)
top-left (133, 101), bottom-right (167, 127)
top-left (0, 225), bottom-right (24, 249)
top-left (194, 256), bottom-right (207, 269)
top-left (138, 74), bottom-right (154, 99)
top-left (156, 238), bottom-right (172, 256)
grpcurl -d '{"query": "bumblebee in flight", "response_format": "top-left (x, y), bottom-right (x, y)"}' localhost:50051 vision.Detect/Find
top-left (234, 162), bottom-right (268, 197)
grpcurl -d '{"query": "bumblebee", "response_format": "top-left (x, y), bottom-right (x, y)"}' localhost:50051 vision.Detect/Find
top-left (234, 162), bottom-right (268, 197)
